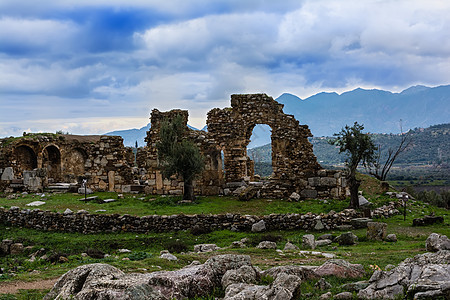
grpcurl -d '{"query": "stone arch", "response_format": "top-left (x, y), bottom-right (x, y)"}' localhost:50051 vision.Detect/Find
top-left (14, 145), bottom-right (38, 174)
top-left (42, 145), bottom-right (62, 182)
top-left (207, 94), bottom-right (320, 183)
top-left (64, 147), bottom-right (87, 176)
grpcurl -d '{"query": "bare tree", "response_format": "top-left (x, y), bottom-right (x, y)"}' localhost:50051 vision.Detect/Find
top-left (367, 120), bottom-right (412, 181)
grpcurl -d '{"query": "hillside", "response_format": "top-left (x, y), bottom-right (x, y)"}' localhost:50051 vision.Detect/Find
top-left (249, 123), bottom-right (450, 178)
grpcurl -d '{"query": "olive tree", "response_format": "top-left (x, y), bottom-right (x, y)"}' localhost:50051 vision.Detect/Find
top-left (329, 122), bottom-right (376, 208)
top-left (156, 115), bottom-right (204, 200)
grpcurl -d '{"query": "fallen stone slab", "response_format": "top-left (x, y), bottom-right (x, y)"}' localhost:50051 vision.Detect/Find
top-left (26, 201), bottom-right (46, 207)
top-left (102, 199), bottom-right (116, 203)
top-left (79, 196), bottom-right (99, 202)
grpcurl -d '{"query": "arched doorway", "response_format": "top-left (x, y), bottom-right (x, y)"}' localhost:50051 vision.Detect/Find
top-left (247, 124), bottom-right (272, 179)
top-left (43, 145), bottom-right (61, 182)
top-left (14, 145), bottom-right (37, 176)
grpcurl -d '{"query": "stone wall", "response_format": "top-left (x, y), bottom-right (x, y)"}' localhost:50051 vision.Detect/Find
top-left (0, 134), bottom-right (134, 192)
top-left (137, 109), bottom-right (223, 196)
top-left (0, 204), bottom-right (400, 234)
top-left (0, 206), bottom-right (362, 233)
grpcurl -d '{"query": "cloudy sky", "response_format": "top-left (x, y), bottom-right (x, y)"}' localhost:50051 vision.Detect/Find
top-left (1, 0), bottom-right (449, 137)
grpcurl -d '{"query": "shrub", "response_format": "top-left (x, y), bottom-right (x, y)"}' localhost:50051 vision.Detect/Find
top-left (128, 252), bottom-right (152, 261)
top-left (165, 240), bottom-right (188, 253)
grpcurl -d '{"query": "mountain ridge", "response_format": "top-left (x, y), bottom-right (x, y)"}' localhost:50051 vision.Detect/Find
top-left (106, 84), bottom-right (450, 147)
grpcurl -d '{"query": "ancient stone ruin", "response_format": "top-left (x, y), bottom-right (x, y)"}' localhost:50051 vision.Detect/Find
top-left (0, 94), bottom-right (348, 199)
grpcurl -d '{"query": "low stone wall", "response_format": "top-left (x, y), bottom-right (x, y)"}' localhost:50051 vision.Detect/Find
top-left (0, 206), bottom-right (366, 234)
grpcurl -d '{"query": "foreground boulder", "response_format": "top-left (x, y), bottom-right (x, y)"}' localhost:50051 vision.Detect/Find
top-left (224, 273), bottom-right (301, 300)
top-left (425, 233), bottom-right (450, 252)
top-left (358, 250), bottom-right (450, 299)
top-left (45, 255), bottom-right (252, 300)
top-left (314, 259), bottom-right (365, 278)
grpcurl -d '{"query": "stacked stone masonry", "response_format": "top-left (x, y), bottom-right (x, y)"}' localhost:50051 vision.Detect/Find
top-left (0, 207), bottom-right (363, 233)
top-left (0, 205), bottom-right (399, 234)
top-left (0, 134), bottom-right (134, 192)
top-left (1, 94), bottom-right (348, 199)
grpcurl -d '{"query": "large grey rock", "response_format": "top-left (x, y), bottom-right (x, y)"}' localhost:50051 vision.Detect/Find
top-left (1, 167), bottom-right (14, 180)
top-left (283, 242), bottom-right (299, 251)
top-left (289, 192), bottom-right (301, 202)
top-left (222, 265), bottom-right (258, 288)
top-left (314, 259), bottom-right (366, 278)
top-left (46, 255), bottom-right (253, 300)
top-left (385, 234), bottom-right (397, 242)
top-left (315, 239), bottom-right (332, 247)
top-left (335, 232), bottom-right (358, 245)
top-left (251, 220), bottom-right (266, 232)
top-left (261, 265), bottom-right (318, 281)
top-left (194, 244), bottom-right (220, 253)
top-left (224, 273), bottom-right (301, 300)
top-left (302, 234), bottom-right (315, 249)
top-left (358, 250), bottom-right (450, 299)
top-left (425, 233), bottom-right (450, 252)
top-left (256, 241), bottom-right (277, 249)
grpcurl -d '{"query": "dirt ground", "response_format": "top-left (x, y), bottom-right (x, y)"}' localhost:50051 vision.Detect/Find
top-left (0, 278), bottom-right (57, 295)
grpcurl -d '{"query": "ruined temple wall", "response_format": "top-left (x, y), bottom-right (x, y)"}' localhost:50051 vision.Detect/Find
top-left (0, 134), bottom-right (135, 193)
top-left (137, 109), bottom-right (223, 196)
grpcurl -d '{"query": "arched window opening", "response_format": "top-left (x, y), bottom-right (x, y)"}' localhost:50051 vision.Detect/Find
top-left (14, 145), bottom-right (37, 174)
top-left (247, 124), bottom-right (272, 179)
top-left (43, 145), bottom-right (61, 182)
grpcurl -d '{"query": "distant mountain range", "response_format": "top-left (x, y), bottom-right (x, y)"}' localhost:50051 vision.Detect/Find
top-left (106, 85), bottom-right (450, 148)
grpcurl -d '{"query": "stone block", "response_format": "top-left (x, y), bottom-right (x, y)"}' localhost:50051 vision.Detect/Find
top-left (366, 222), bottom-right (387, 241)
top-left (300, 189), bottom-right (317, 199)
top-left (122, 185), bottom-right (131, 193)
top-left (308, 177), bottom-right (320, 187)
top-left (1, 167), bottom-right (14, 180)
top-left (1, 239), bottom-right (13, 254)
top-left (10, 243), bottom-right (24, 255)
top-left (251, 220), bottom-right (266, 232)
top-left (108, 171), bottom-right (115, 192)
top-left (302, 234), bottom-right (315, 249)
top-left (319, 177), bottom-right (337, 186)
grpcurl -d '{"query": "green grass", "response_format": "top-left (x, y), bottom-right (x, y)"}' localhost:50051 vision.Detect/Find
top-left (0, 192), bottom-right (351, 216)
top-left (0, 175), bottom-right (449, 298)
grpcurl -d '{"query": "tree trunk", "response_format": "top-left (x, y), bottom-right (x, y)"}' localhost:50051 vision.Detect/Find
top-left (348, 176), bottom-right (361, 209)
top-left (183, 178), bottom-right (194, 201)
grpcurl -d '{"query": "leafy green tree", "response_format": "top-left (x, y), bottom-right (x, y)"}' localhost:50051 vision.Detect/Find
top-left (156, 115), bottom-right (204, 200)
top-left (329, 122), bottom-right (376, 208)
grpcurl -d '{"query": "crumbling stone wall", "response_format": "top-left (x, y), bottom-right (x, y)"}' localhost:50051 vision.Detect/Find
top-left (207, 94), bottom-right (346, 198)
top-left (137, 109), bottom-right (223, 195)
top-left (1, 93), bottom-right (348, 199)
top-left (0, 134), bottom-right (134, 192)
top-left (135, 93), bottom-right (347, 199)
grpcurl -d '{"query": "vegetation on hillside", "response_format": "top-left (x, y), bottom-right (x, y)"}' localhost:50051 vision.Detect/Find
top-left (249, 123), bottom-right (450, 181)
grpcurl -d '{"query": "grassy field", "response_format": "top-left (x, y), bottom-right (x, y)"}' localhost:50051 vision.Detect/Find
top-left (0, 176), bottom-right (449, 299)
